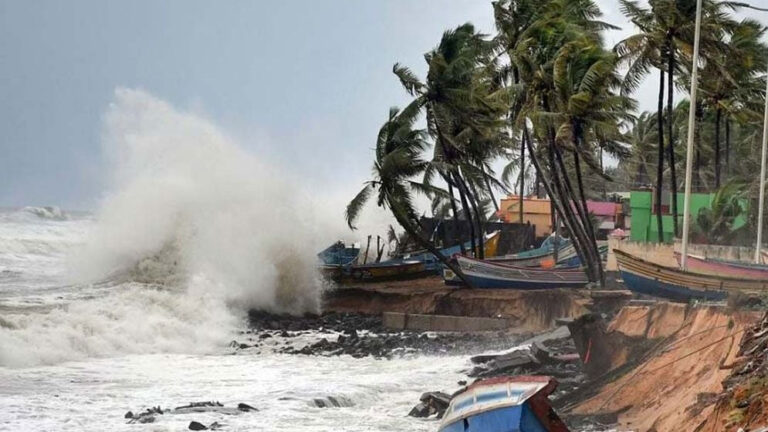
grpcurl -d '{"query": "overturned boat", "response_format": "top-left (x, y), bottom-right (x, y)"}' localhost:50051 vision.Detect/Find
top-left (439, 376), bottom-right (569, 432)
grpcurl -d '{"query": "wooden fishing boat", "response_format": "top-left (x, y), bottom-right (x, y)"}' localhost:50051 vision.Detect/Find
top-left (317, 241), bottom-right (360, 266)
top-left (674, 252), bottom-right (768, 280)
top-left (326, 260), bottom-right (428, 283)
top-left (443, 255), bottom-right (588, 289)
top-left (439, 376), bottom-right (569, 432)
top-left (616, 249), bottom-right (768, 301)
top-left (403, 231), bottom-right (501, 272)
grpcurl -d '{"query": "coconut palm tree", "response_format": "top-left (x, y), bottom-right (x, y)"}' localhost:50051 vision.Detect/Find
top-left (393, 23), bottom-right (510, 259)
top-left (345, 107), bottom-right (470, 286)
top-left (495, 0), bottom-right (619, 284)
top-left (617, 0), bottom-right (742, 240)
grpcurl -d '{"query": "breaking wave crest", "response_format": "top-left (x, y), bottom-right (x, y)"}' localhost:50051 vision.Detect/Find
top-left (0, 88), bottom-right (325, 367)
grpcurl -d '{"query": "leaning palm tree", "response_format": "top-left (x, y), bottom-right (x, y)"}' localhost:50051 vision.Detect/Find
top-left (393, 23), bottom-right (510, 259)
top-left (345, 107), bottom-right (470, 286)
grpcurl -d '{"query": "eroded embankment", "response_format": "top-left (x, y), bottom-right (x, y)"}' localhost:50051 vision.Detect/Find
top-left (568, 302), bottom-right (761, 432)
top-left (695, 311), bottom-right (768, 431)
top-left (323, 277), bottom-right (625, 333)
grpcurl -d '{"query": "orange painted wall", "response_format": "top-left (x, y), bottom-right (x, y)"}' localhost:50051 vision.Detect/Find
top-left (498, 196), bottom-right (553, 237)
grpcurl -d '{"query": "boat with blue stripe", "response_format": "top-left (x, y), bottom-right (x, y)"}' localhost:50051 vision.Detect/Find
top-left (615, 249), bottom-right (768, 302)
top-left (443, 255), bottom-right (588, 289)
top-left (439, 376), bottom-right (569, 432)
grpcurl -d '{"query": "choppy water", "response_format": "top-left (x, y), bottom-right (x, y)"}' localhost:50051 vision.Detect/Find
top-left (0, 208), bottom-right (472, 431)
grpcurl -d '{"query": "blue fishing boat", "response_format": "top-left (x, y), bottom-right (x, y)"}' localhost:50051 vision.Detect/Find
top-left (443, 255), bottom-right (588, 289)
top-left (317, 241), bottom-right (360, 266)
top-left (439, 376), bottom-right (569, 432)
top-left (488, 237), bottom-right (574, 268)
top-left (615, 249), bottom-right (768, 302)
top-left (403, 231), bottom-right (501, 272)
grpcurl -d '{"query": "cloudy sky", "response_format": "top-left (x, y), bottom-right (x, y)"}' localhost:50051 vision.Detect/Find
top-left (0, 1), bottom-right (765, 209)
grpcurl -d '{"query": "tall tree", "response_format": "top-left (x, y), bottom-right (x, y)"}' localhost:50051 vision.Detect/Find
top-left (346, 107), bottom-right (470, 286)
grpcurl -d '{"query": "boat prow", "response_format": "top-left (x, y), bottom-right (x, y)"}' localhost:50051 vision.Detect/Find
top-left (439, 376), bottom-right (569, 432)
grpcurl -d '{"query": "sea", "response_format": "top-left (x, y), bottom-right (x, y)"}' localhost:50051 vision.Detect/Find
top-left (0, 206), bottom-right (469, 431)
top-left (0, 88), bottom-right (472, 432)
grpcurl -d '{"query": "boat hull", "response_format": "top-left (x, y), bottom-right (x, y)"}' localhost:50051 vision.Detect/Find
top-left (444, 255), bottom-right (588, 289)
top-left (676, 253), bottom-right (768, 279)
top-left (439, 376), bottom-right (568, 432)
top-left (616, 249), bottom-right (768, 301)
top-left (324, 261), bottom-right (428, 283)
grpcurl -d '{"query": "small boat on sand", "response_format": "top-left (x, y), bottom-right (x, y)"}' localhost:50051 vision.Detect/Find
top-left (616, 249), bottom-right (768, 301)
top-left (443, 255), bottom-right (588, 289)
top-left (674, 252), bottom-right (768, 280)
top-left (439, 376), bottom-right (570, 432)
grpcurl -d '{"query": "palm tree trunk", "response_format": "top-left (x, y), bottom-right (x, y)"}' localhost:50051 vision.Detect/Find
top-left (553, 136), bottom-right (601, 284)
top-left (525, 126), bottom-right (596, 283)
top-left (656, 69), bottom-right (666, 243)
top-left (445, 176), bottom-right (466, 255)
top-left (715, 107), bottom-right (722, 188)
top-left (483, 173), bottom-right (500, 213)
top-left (520, 132), bottom-right (526, 223)
top-left (540, 102), bottom-right (599, 282)
top-left (464, 174), bottom-right (486, 259)
top-left (667, 45), bottom-right (679, 238)
top-left (390, 204), bottom-right (472, 288)
top-left (453, 171), bottom-right (477, 257)
top-left (573, 148), bottom-right (604, 285)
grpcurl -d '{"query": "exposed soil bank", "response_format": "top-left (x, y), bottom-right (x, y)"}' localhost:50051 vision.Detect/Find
top-left (324, 277), bottom-right (631, 334)
top-left (696, 311), bottom-right (768, 431)
top-left (568, 302), bottom-right (761, 432)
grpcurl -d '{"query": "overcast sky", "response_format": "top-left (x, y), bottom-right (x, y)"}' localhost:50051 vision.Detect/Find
top-left (0, 1), bottom-right (765, 209)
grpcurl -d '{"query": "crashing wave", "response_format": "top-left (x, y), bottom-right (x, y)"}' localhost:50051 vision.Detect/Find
top-left (22, 206), bottom-right (68, 220)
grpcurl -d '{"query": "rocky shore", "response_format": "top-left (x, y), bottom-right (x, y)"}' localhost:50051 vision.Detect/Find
top-left (241, 311), bottom-right (531, 358)
top-left (239, 310), bottom-right (612, 431)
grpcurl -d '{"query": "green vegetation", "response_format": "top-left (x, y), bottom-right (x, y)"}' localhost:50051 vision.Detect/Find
top-left (348, 0), bottom-right (768, 285)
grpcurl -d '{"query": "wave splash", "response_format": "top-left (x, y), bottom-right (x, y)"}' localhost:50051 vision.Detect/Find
top-left (0, 88), bottom-right (324, 367)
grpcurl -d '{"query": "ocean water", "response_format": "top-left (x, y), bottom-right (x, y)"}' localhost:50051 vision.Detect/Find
top-left (0, 207), bottom-right (468, 431)
top-left (0, 89), bottom-right (474, 431)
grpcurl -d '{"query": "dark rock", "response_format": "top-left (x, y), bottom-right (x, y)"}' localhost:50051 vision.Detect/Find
top-left (238, 343), bottom-right (249, 349)
top-left (259, 333), bottom-right (272, 339)
top-left (124, 411), bottom-right (133, 419)
top-left (408, 402), bottom-right (431, 418)
top-left (312, 395), bottom-right (354, 408)
top-left (237, 403), bottom-right (258, 412)
top-left (189, 421), bottom-right (208, 431)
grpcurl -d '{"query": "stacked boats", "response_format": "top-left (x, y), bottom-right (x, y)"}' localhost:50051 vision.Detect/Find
top-left (615, 248), bottom-right (768, 302)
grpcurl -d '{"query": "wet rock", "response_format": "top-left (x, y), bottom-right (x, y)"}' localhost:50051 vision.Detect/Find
top-left (137, 415), bottom-right (156, 424)
top-left (259, 333), bottom-right (272, 339)
top-left (312, 395), bottom-right (354, 408)
top-left (126, 406), bottom-right (163, 424)
top-left (189, 421), bottom-right (208, 431)
top-left (237, 402), bottom-right (258, 412)
top-left (408, 402), bottom-right (431, 418)
top-left (408, 391), bottom-right (451, 419)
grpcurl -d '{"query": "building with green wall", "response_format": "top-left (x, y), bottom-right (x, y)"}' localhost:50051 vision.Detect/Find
top-left (629, 190), bottom-right (746, 243)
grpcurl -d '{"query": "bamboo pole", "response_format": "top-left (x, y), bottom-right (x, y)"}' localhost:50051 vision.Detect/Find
top-left (680, 0), bottom-right (703, 271)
